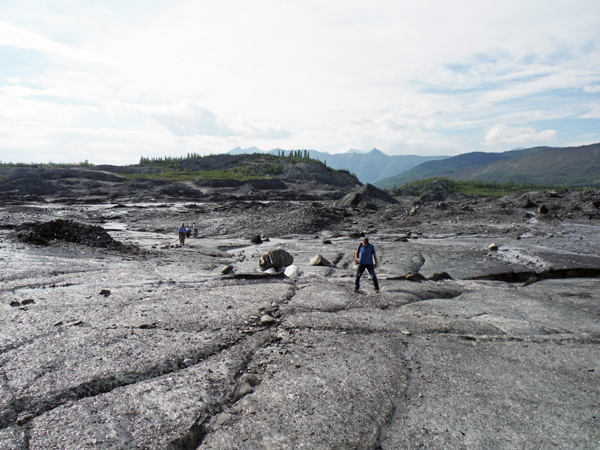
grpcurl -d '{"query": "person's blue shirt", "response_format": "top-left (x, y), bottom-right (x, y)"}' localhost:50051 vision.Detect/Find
top-left (357, 243), bottom-right (376, 265)
top-left (179, 226), bottom-right (187, 233)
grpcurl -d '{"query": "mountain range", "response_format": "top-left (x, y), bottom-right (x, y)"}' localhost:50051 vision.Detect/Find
top-left (374, 143), bottom-right (600, 188)
top-left (228, 147), bottom-right (446, 184)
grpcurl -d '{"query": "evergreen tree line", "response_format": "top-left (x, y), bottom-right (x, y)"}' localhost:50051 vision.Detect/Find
top-left (139, 150), bottom-right (323, 166)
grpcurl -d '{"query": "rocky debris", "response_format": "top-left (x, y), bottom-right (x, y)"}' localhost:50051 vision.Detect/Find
top-left (309, 254), bottom-right (331, 266)
top-left (93, 164), bottom-right (162, 175)
top-left (335, 183), bottom-right (399, 208)
top-left (250, 235), bottom-right (263, 244)
top-left (258, 249), bottom-right (294, 271)
top-left (11, 219), bottom-right (133, 251)
top-left (538, 204), bottom-right (549, 214)
top-left (322, 239), bottom-right (332, 244)
top-left (489, 243), bottom-right (499, 251)
top-left (281, 162), bottom-right (359, 187)
top-left (2, 189), bottom-right (600, 449)
top-left (100, 289), bottom-right (111, 296)
top-left (523, 197), bottom-right (537, 208)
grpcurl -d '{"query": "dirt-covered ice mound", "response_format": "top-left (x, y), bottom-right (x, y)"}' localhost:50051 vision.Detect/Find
top-left (335, 183), bottom-right (398, 208)
top-left (12, 219), bottom-right (131, 251)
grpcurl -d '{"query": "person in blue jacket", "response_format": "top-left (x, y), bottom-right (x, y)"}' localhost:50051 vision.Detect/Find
top-left (354, 236), bottom-right (379, 293)
top-left (178, 223), bottom-right (187, 247)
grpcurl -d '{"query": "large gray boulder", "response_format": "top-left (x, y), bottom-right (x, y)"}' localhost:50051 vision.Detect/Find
top-left (335, 183), bottom-right (399, 208)
top-left (259, 249), bottom-right (294, 271)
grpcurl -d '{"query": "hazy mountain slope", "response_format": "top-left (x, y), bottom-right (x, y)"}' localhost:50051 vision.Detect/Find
top-left (466, 143), bottom-right (600, 186)
top-left (375, 143), bottom-right (600, 188)
top-left (228, 147), bottom-right (446, 183)
top-left (374, 146), bottom-right (552, 187)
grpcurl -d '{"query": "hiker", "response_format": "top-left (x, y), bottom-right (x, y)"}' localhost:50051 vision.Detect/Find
top-left (354, 236), bottom-right (379, 293)
top-left (192, 222), bottom-right (198, 238)
top-left (178, 223), bottom-right (187, 246)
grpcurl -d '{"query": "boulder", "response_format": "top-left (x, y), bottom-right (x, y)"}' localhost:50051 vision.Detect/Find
top-left (259, 249), bottom-right (294, 271)
top-left (251, 235), bottom-right (263, 244)
top-left (488, 243), bottom-right (498, 251)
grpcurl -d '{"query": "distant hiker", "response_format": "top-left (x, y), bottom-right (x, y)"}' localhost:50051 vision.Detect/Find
top-left (192, 222), bottom-right (198, 238)
top-left (354, 236), bottom-right (379, 293)
top-left (179, 223), bottom-right (187, 246)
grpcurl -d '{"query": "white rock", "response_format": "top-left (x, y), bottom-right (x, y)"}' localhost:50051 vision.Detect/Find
top-left (284, 265), bottom-right (302, 277)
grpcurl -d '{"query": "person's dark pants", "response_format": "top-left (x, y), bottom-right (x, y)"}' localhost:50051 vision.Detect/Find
top-left (355, 264), bottom-right (379, 290)
top-left (179, 232), bottom-right (186, 246)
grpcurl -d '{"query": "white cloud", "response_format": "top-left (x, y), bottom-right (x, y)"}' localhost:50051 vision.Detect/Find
top-left (107, 101), bottom-right (234, 137)
top-left (484, 124), bottom-right (557, 147)
top-left (0, 20), bottom-right (118, 66)
top-left (584, 85), bottom-right (600, 93)
top-left (231, 118), bottom-right (293, 140)
top-left (580, 109), bottom-right (600, 119)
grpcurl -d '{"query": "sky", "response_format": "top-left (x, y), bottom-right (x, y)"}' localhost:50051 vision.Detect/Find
top-left (1, 0), bottom-right (599, 164)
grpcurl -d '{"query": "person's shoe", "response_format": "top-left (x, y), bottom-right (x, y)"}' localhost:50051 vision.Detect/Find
top-left (375, 289), bottom-right (379, 293)
top-left (353, 288), bottom-right (358, 292)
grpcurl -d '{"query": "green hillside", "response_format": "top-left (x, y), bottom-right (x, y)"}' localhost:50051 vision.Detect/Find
top-left (375, 144), bottom-right (600, 188)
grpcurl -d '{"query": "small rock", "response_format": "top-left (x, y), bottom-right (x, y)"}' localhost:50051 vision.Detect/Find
top-left (183, 358), bottom-right (194, 367)
top-left (10, 301), bottom-right (21, 307)
top-left (537, 204), bottom-right (549, 214)
top-left (21, 299), bottom-right (35, 305)
top-left (284, 265), bottom-right (302, 277)
top-left (522, 276), bottom-right (540, 287)
top-left (405, 273), bottom-right (426, 282)
top-left (214, 412), bottom-right (234, 428)
top-left (488, 243), bottom-right (498, 251)
top-left (53, 321), bottom-right (63, 327)
top-left (221, 265), bottom-right (234, 275)
top-left (322, 239), bottom-right (332, 244)
top-left (271, 302), bottom-right (279, 307)
top-left (309, 254), bottom-right (330, 266)
top-left (100, 289), bottom-right (111, 296)
top-left (260, 315), bottom-right (276, 325)
top-left (232, 381), bottom-right (254, 403)
top-left (251, 235), bottom-right (263, 244)
top-left (428, 272), bottom-right (453, 281)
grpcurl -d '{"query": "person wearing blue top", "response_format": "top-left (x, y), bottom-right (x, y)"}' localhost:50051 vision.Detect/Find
top-left (178, 223), bottom-right (187, 247)
top-left (354, 236), bottom-right (379, 293)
